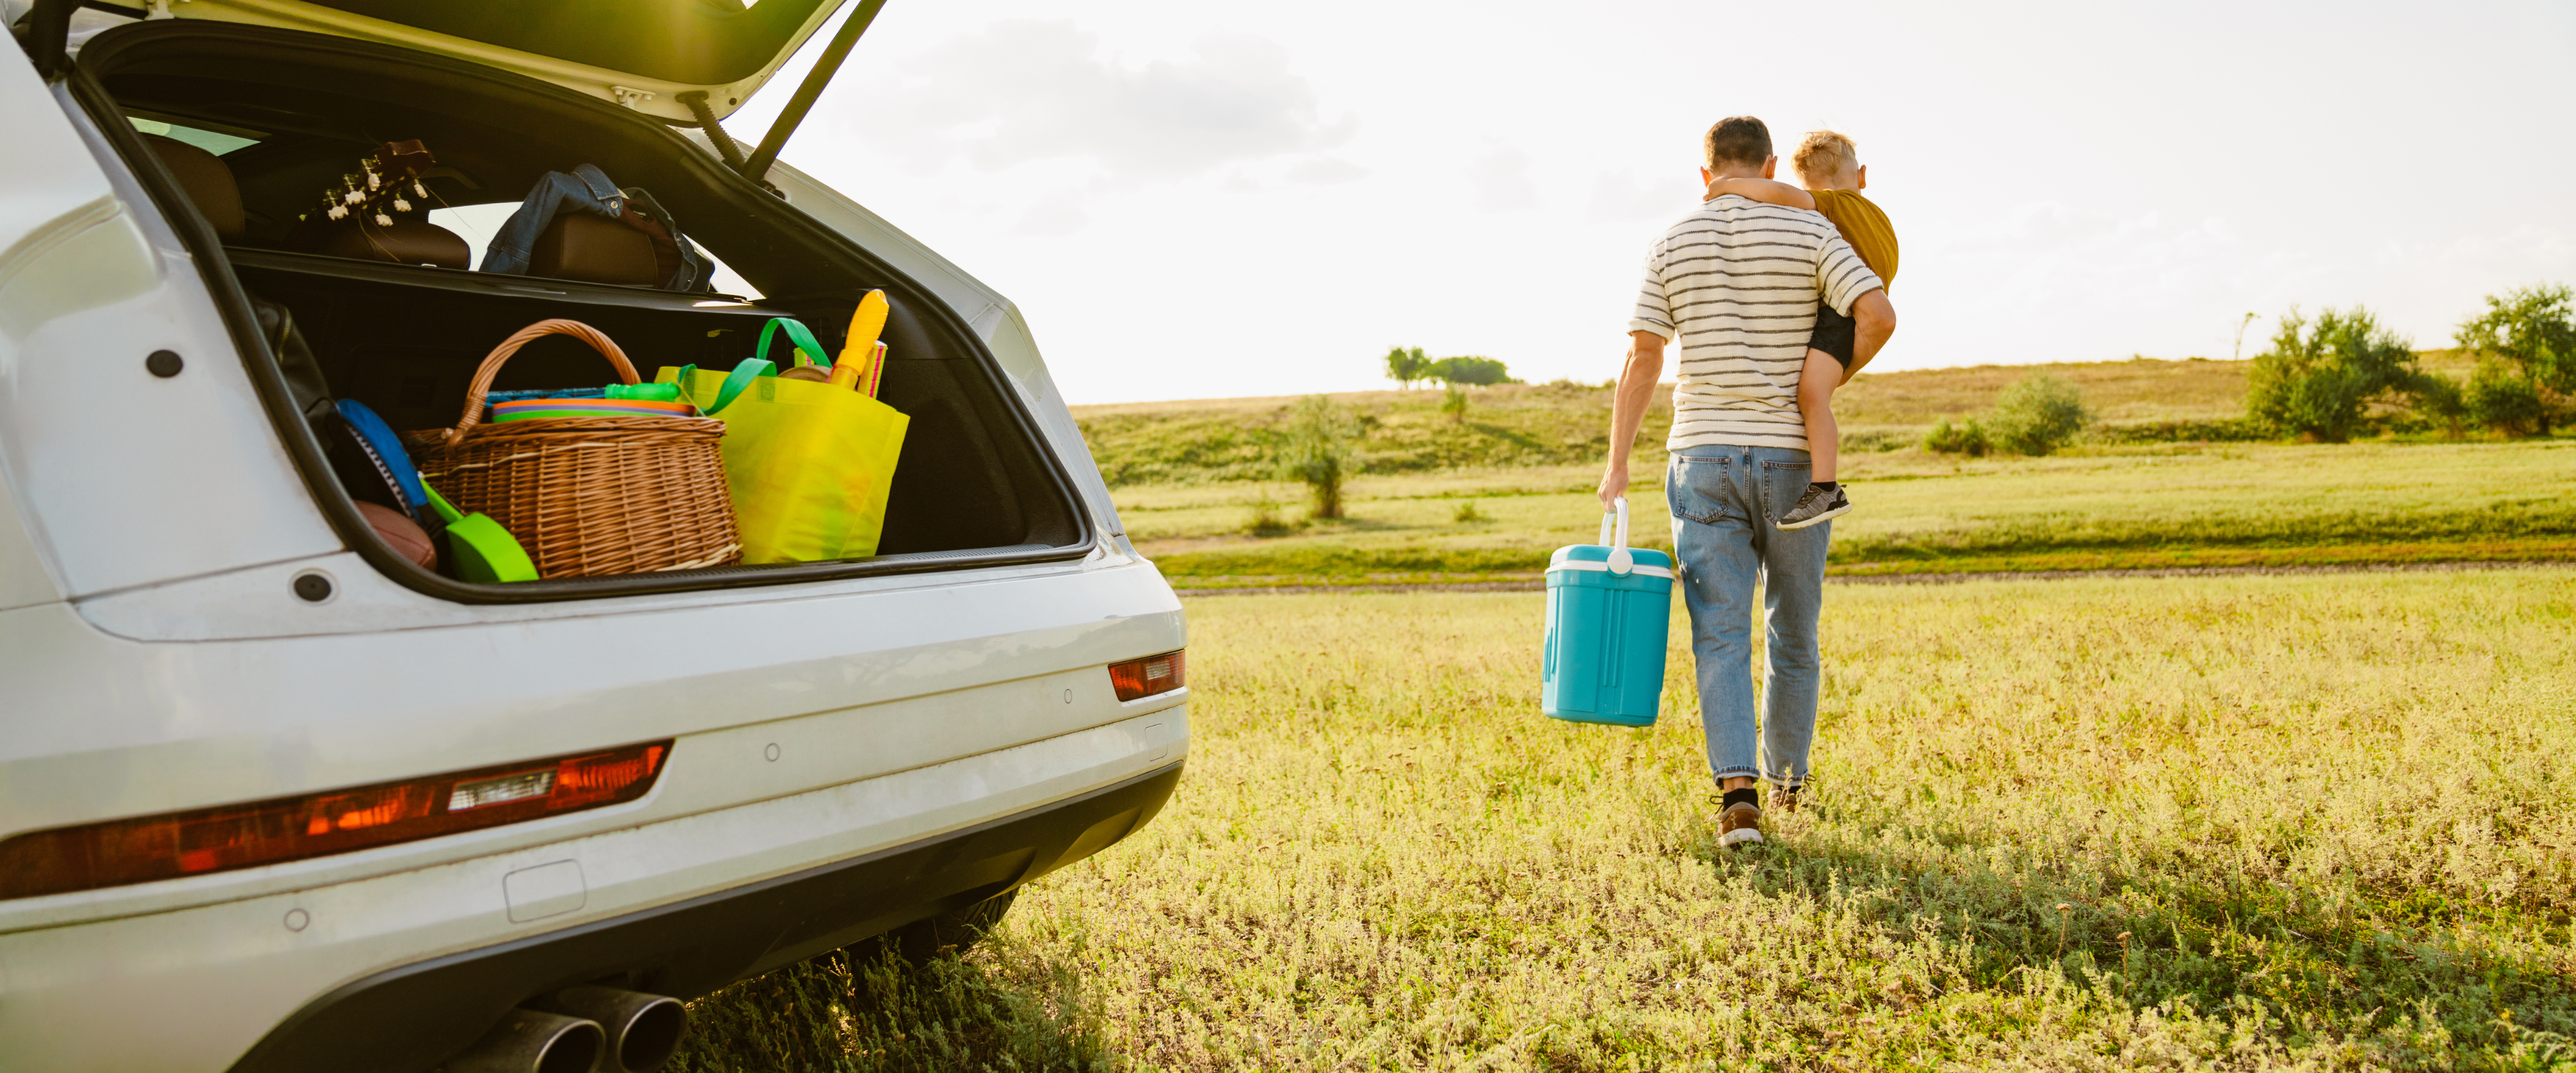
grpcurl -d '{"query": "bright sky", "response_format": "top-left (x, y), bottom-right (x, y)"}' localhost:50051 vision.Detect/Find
top-left (729, 0), bottom-right (2576, 405)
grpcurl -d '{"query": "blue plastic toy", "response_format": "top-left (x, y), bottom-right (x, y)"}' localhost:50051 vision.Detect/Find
top-left (1542, 497), bottom-right (1675, 726)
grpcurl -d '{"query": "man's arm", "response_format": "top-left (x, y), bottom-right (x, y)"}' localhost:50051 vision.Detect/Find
top-left (1843, 289), bottom-right (1896, 382)
top-left (1703, 176), bottom-right (1815, 210)
top-left (1598, 331), bottom-right (1666, 508)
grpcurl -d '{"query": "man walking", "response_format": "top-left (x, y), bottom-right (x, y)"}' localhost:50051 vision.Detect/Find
top-left (1598, 117), bottom-right (1896, 847)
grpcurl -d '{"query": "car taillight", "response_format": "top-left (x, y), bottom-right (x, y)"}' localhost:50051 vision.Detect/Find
top-left (1108, 649), bottom-right (1185, 701)
top-left (0, 742), bottom-right (671, 900)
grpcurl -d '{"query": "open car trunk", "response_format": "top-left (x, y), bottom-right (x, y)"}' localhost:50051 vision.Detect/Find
top-left (70, 20), bottom-right (1090, 602)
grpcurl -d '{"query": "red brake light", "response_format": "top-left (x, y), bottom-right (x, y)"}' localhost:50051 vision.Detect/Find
top-left (1108, 649), bottom-right (1185, 701)
top-left (0, 742), bottom-right (671, 900)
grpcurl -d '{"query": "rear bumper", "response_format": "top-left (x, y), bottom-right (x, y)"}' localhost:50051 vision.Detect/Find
top-left (0, 709), bottom-right (1185, 1073)
top-left (230, 760), bottom-right (1181, 1073)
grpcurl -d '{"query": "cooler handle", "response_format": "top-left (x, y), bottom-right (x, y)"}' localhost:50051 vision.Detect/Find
top-left (1599, 496), bottom-right (1633, 575)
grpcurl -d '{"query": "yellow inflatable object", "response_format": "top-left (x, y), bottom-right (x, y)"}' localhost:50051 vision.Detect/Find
top-left (831, 290), bottom-right (890, 391)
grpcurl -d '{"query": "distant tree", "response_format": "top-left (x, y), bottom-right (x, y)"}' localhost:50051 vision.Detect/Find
top-left (2454, 283), bottom-right (2573, 435)
top-left (1275, 395), bottom-right (1358, 519)
top-left (1986, 372), bottom-right (2089, 455)
top-left (2465, 359), bottom-right (2548, 437)
top-left (2244, 306), bottom-right (2422, 443)
top-left (1382, 346), bottom-right (1432, 390)
top-left (1426, 355), bottom-right (1513, 386)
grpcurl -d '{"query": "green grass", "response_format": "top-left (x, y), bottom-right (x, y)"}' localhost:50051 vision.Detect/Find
top-left (673, 569), bottom-right (2576, 1070)
top-left (1120, 440), bottom-right (2576, 583)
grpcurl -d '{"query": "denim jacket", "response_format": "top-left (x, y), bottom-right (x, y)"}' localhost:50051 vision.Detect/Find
top-left (478, 164), bottom-right (710, 291)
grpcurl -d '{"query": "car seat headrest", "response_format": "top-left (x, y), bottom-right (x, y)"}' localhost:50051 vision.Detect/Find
top-left (140, 133), bottom-right (244, 240)
top-left (528, 213), bottom-right (660, 286)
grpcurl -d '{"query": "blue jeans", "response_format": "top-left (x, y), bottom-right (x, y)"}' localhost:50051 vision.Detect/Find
top-left (1665, 445), bottom-right (1831, 789)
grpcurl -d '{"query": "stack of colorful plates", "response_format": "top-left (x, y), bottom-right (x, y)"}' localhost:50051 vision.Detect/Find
top-left (490, 398), bottom-right (698, 422)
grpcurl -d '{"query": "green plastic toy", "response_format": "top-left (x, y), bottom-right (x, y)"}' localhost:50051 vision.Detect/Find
top-left (419, 479), bottom-right (539, 583)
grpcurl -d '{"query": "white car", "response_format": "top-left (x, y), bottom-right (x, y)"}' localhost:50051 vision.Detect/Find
top-left (0, 1), bottom-right (1187, 1070)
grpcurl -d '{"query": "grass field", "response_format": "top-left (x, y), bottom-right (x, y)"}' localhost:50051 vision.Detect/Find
top-left (1119, 439), bottom-right (2576, 585)
top-left (672, 569), bottom-right (2576, 1071)
top-left (1077, 353), bottom-right (2569, 585)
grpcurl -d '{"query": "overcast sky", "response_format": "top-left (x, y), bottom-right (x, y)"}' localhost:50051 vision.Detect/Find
top-left (727, 0), bottom-right (2575, 405)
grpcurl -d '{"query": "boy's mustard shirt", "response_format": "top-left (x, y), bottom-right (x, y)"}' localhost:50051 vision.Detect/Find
top-left (1809, 189), bottom-right (1898, 290)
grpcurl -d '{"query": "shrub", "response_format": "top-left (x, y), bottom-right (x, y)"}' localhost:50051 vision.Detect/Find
top-left (1987, 372), bottom-right (2090, 455)
top-left (2407, 374), bottom-right (2470, 438)
top-left (1452, 500), bottom-right (1489, 523)
top-left (1923, 416), bottom-right (1989, 456)
top-left (1244, 492), bottom-right (1292, 535)
top-left (2465, 360), bottom-right (2548, 437)
top-left (1440, 384), bottom-right (1468, 424)
top-left (2455, 283), bottom-right (2573, 434)
top-left (1275, 395), bottom-right (1358, 519)
top-left (2244, 306), bottom-right (2421, 442)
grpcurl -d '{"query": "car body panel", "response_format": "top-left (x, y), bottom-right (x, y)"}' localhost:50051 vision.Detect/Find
top-left (0, 59), bottom-right (343, 601)
top-left (0, 556), bottom-right (1185, 933)
top-left (0, 722), bottom-right (1183, 1072)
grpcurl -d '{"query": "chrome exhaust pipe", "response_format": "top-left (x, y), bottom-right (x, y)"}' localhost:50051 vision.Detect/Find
top-left (529, 986), bottom-right (690, 1073)
top-left (443, 1009), bottom-right (603, 1073)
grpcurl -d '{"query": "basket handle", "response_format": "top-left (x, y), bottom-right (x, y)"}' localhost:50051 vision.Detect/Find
top-left (439, 320), bottom-right (639, 445)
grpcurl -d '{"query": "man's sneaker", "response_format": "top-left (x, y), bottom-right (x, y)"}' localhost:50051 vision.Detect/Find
top-left (1777, 484), bottom-right (1851, 530)
top-left (1718, 801), bottom-right (1764, 847)
top-left (1771, 786), bottom-right (1801, 813)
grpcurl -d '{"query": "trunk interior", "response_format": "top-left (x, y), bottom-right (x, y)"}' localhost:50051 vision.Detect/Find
top-left (74, 20), bottom-right (1086, 598)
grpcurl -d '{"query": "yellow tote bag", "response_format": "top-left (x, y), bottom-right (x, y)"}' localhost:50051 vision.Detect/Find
top-left (657, 319), bottom-right (910, 563)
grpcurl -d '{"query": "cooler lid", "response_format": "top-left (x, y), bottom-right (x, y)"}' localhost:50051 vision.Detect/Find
top-left (1548, 545), bottom-right (1675, 577)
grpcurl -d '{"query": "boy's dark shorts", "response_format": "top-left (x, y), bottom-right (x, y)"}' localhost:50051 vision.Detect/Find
top-left (1808, 302), bottom-right (1856, 367)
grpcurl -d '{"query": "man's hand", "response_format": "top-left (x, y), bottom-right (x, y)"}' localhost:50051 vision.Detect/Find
top-left (1843, 289), bottom-right (1897, 382)
top-left (1597, 465), bottom-right (1629, 509)
top-left (1600, 331), bottom-right (1666, 510)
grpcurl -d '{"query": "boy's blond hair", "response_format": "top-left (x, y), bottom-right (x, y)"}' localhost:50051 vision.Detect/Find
top-left (1792, 130), bottom-right (1858, 183)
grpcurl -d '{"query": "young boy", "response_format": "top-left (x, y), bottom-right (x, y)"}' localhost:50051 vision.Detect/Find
top-left (1703, 129), bottom-right (1898, 528)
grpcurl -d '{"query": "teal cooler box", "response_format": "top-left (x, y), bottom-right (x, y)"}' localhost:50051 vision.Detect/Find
top-left (1542, 498), bottom-right (1675, 726)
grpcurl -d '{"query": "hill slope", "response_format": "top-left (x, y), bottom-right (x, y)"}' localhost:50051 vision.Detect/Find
top-left (1074, 356), bottom-right (2261, 486)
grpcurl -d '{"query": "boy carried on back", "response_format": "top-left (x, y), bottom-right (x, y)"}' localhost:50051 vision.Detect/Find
top-left (1705, 130), bottom-right (1898, 527)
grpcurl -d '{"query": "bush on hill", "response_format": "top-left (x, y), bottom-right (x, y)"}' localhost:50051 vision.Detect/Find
top-left (2465, 360), bottom-right (2548, 437)
top-left (1987, 372), bottom-right (2090, 455)
top-left (2245, 306), bottom-right (2424, 442)
top-left (1275, 396), bottom-right (1358, 519)
top-left (2453, 282), bottom-right (2573, 435)
top-left (1921, 416), bottom-right (1990, 456)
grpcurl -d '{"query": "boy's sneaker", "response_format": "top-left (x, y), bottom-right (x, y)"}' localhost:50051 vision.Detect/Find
top-left (1718, 802), bottom-right (1764, 847)
top-left (1777, 484), bottom-right (1850, 530)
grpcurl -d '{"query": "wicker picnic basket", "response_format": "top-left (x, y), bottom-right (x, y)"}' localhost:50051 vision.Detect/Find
top-left (405, 319), bottom-right (742, 578)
